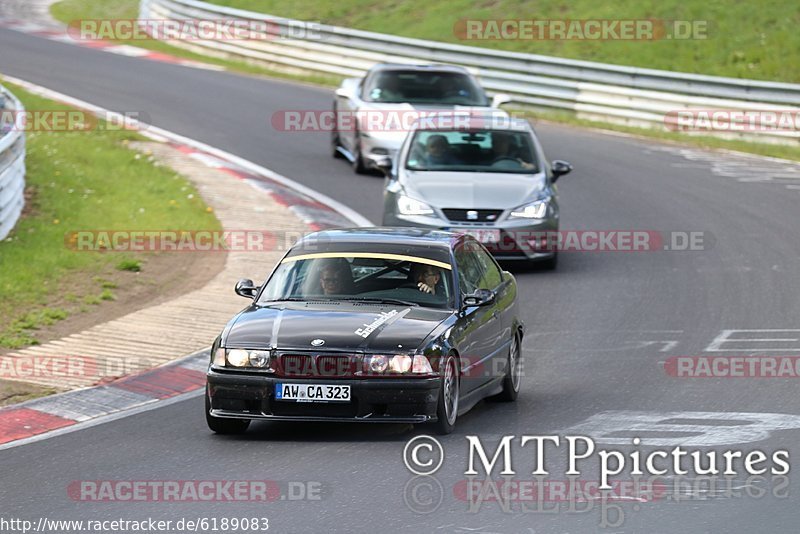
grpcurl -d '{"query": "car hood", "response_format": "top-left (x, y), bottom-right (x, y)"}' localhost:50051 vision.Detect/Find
top-left (404, 171), bottom-right (547, 209)
top-left (224, 303), bottom-right (451, 353)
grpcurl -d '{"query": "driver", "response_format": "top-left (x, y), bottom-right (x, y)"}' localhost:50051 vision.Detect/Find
top-left (318, 260), bottom-right (353, 295)
top-left (491, 132), bottom-right (535, 170)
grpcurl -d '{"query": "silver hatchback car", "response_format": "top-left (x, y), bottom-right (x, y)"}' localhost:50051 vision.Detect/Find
top-left (380, 113), bottom-right (572, 268)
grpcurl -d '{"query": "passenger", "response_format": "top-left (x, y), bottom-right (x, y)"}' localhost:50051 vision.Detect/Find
top-left (423, 135), bottom-right (458, 166)
top-left (411, 264), bottom-right (442, 295)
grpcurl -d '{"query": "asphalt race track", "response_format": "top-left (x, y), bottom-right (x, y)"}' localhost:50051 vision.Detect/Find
top-left (2, 26), bottom-right (800, 533)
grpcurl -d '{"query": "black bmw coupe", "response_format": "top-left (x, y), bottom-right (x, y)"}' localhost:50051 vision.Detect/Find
top-left (206, 227), bottom-right (524, 434)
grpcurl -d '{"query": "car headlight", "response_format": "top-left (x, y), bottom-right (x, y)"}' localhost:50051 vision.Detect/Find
top-left (397, 194), bottom-right (434, 216)
top-left (227, 349), bottom-right (250, 367)
top-left (222, 348), bottom-right (273, 370)
top-left (249, 350), bottom-right (271, 368)
top-left (362, 354), bottom-right (431, 375)
top-left (509, 199), bottom-right (548, 219)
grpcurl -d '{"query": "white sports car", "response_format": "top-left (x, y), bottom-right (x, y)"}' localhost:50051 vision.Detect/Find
top-left (332, 63), bottom-right (510, 174)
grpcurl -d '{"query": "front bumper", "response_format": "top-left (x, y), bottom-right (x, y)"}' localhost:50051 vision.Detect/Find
top-left (383, 212), bottom-right (558, 261)
top-left (207, 369), bottom-right (441, 423)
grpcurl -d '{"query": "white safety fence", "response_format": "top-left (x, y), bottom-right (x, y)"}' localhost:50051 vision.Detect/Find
top-left (0, 84), bottom-right (26, 240)
top-left (139, 0), bottom-right (800, 144)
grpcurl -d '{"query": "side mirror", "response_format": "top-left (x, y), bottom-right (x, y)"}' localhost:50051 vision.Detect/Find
top-left (335, 87), bottom-right (353, 99)
top-left (551, 160), bottom-right (572, 182)
top-left (373, 155), bottom-right (393, 176)
top-left (235, 278), bottom-right (259, 299)
top-left (462, 288), bottom-right (495, 308)
top-left (491, 93), bottom-right (512, 108)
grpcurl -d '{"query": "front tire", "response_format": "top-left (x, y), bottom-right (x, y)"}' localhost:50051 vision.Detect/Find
top-left (206, 393), bottom-right (250, 435)
top-left (352, 128), bottom-right (368, 174)
top-left (331, 104), bottom-right (345, 159)
top-left (432, 353), bottom-right (459, 434)
top-left (495, 333), bottom-right (522, 402)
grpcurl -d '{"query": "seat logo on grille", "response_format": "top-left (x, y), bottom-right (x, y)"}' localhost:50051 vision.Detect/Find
top-left (466, 210), bottom-right (479, 220)
top-left (311, 339), bottom-right (325, 347)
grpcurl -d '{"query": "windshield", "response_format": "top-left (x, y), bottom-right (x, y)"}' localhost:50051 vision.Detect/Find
top-left (405, 129), bottom-right (540, 173)
top-left (363, 70), bottom-right (489, 106)
top-left (258, 254), bottom-right (454, 309)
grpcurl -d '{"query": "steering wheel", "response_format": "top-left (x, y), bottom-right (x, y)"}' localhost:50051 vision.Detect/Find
top-left (490, 156), bottom-right (521, 169)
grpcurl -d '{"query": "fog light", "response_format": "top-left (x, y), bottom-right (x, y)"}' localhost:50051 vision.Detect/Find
top-left (227, 349), bottom-right (249, 367)
top-left (412, 355), bottom-right (433, 374)
top-left (366, 355), bottom-right (388, 373)
top-left (389, 354), bottom-right (412, 373)
top-left (249, 350), bottom-right (270, 368)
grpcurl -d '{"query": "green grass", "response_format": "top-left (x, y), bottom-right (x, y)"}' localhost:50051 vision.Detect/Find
top-left (0, 82), bottom-right (221, 348)
top-left (50, 0), bottom-right (342, 87)
top-left (206, 0), bottom-right (800, 83)
top-left (116, 258), bottom-right (142, 272)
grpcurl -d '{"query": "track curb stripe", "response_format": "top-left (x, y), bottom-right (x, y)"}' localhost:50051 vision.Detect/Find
top-left (0, 75), bottom-right (371, 448)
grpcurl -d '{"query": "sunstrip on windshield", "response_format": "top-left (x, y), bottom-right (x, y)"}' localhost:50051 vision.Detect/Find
top-left (281, 252), bottom-right (452, 270)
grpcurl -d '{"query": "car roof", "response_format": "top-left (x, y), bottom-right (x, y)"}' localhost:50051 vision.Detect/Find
top-left (367, 63), bottom-right (473, 75)
top-left (290, 227), bottom-right (463, 265)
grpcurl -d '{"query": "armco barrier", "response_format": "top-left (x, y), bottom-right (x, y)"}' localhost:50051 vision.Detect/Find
top-left (138, 0), bottom-right (800, 144)
top-left (0, 84), bottom-right (26, 240)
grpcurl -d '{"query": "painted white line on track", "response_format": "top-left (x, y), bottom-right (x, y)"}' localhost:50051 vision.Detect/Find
top-left (0, 389), bottom-right (204, 452)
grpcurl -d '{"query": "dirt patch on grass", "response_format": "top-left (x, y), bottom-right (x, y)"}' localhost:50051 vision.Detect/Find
top-left (13, 250), bottom-right (225, 349)
top-left (0, 248), bottom-right (225, 404)
top-left (0, 379), bottom-right (58, 408)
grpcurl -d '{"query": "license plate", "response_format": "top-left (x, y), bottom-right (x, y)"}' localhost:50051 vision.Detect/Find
top-left (452, 228), bottom-right (501, 243)
top-left (275, 383), bottom-right (351, 403)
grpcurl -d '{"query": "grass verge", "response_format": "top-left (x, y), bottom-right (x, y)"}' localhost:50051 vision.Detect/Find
top-left (0, 81), bottom-right (221, 349)
top-left (206, 0), bottom-right (800, 83)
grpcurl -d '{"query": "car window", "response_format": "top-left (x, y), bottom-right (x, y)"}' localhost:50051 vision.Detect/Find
top-left (362, 70), bottom-right (488, 106)
top-left (406, 129), bottom-right (539, 173)
top-left (258, 255), bottom-right (454, 309)
top-left (454, 243), bottom-right (484, 295)
top-left (473, 246), bottom-right (503, 289)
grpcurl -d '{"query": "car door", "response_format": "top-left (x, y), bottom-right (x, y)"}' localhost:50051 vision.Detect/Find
top-left (471, 243), bottom-right (515, 382)
top-left (334, 79), bottom-right (363, 156)
top-left (453, 240), bottom-right (502, 394)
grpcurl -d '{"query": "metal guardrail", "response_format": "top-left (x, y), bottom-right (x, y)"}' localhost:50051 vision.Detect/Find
top-left (0, 84), bottom-right (26, 240)
top-left (140, 0), bottom-right (800, 144)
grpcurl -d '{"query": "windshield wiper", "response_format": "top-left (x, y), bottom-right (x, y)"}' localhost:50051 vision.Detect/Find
top-left (257, 297), bottom-right (310, 305)
top-left (338, 297), bottom-right (418, 307)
